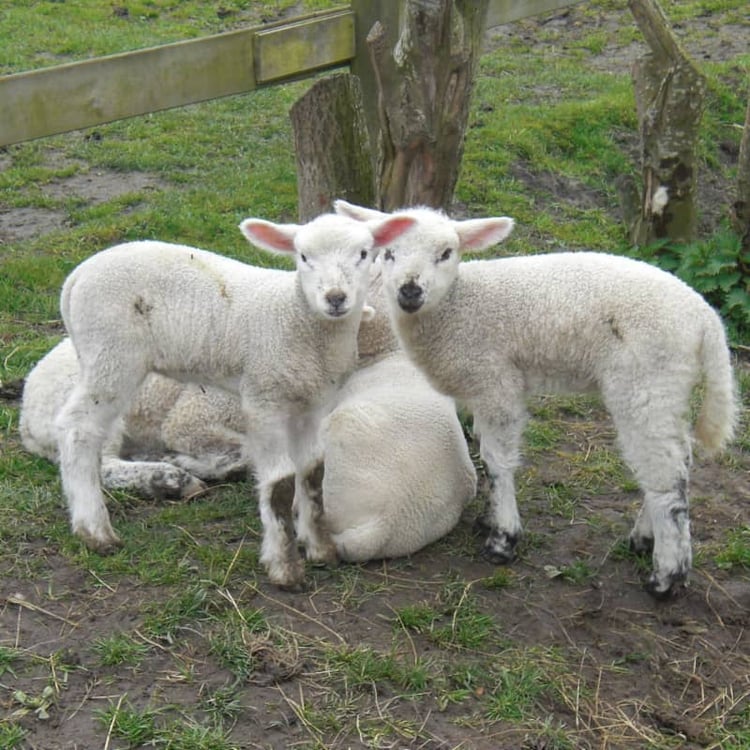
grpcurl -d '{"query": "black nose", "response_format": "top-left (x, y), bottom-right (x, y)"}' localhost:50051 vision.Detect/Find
top-left (397, 281), bottom-right (423, 312)
top-left (326, 291), bottom-right (347, 311)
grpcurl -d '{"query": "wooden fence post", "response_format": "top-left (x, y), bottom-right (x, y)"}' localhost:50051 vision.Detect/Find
top-left (349, 0), bottom-right (401, 162)
top-left (351, 0), bottom-right (489, 212)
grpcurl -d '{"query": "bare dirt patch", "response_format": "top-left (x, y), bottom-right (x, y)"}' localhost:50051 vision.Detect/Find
top-left (0, 167), bottom-right (167, 242)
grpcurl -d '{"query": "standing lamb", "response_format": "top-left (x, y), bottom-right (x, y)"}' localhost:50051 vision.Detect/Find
top-left (335, 200), bottom-right (738, 598)
top-left (54, 211), bottom-right (415, 588)
top-left (21, 267), bottom-right (476, 562)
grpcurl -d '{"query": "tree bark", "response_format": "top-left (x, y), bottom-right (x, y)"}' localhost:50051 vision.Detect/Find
top-left (731, 96), bottom-right (750, 252)
top-left (289, 73), bottom-right (375, 222)
top-left (366, 0), bottom-right (490, 211)
top-left (624, 0), bottom-right (707, 246)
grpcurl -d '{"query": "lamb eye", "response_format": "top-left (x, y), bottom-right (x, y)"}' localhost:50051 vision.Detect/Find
top-left (439, 248), bottom-right (453, 262)
top-left (384, 249), bottom-right (394, 262)
top-left (300, 253), bottom-right (308, 263)
top-left (360, 249), bottom-right (368, 261)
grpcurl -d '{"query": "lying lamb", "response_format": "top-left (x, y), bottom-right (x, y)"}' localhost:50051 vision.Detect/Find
top-left (21, 267), bottom-right (475, 562)
top-left (335, 200), bottom-right (738, 598)
top-left (321, 266), bottom-right (477, 561)
top-left (54, 211), bottom-right (415, 588)
top-left (20, 336), bottom-right (246, 499)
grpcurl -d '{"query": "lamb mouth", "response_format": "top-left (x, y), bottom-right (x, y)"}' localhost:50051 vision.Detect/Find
top-left (397, 297), bottom-right (424, 313)
top-left (325, 307), bottom-right (350, 319)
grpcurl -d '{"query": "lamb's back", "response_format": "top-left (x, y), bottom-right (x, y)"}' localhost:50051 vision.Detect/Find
top-left (409, 252), bottom-right (717, 399)
top-left (61, 241), bottom-right (299, 382)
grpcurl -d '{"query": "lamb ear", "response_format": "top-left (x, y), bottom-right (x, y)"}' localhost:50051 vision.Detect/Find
top-left (333, 199), bottom-right (388, 223)
top-left (455, 217), bottom-right (514, 253)
top-left (368, 216), bottom-right (416, 248)
top-left (239, 219), bottom-right (301, 255)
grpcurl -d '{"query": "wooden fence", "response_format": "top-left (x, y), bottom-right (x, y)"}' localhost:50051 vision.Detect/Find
top-left (0, 0), bottom-right (581, 147)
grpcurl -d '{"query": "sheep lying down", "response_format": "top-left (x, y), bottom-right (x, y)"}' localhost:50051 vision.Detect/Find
top-left (336, 200), bottom-right (738, 599)
top-left (20, 337), bottom-right (476, 564)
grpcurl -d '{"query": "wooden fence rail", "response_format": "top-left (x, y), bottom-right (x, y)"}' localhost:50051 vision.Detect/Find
top-left (0, 0), bottom-right (581, 147)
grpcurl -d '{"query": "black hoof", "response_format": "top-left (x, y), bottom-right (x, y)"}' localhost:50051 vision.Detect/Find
top-left (643, 571), bottom-right (688, 601)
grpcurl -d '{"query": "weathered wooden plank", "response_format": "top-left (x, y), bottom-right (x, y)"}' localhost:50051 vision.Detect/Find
top-left (0, 9), bottom-right (354, 146)
top-left (487, 0), bottom-right (582, 27)
top-left (0, 30), bottom-right (256, 146)
top-left (254, 9), bottom-right (354, 84)
top-left (0, 1), bottom-right (582, 147)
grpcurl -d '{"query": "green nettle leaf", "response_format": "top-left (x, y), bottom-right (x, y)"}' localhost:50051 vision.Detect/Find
top-left (637, 231), bottom-right (749, 343)
top-left (658, 255), bottom-right (681, 272)
top-left (726, 288), bottom-right (750, 314)
top-left (704, 257), bottom-right (735, 276)
top-left (716, 271), bottom-right (743, 292)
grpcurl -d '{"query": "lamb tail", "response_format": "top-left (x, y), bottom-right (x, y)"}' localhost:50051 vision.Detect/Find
top-left (694, 311), bottom-right (738, 455)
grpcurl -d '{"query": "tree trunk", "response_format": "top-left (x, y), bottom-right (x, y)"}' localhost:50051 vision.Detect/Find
top-left (289, 73), bottom-right (375, 222)
top-left (624, 0), bottom-right (707, 246)
top-left (366, 0), bottom-right (490, 211)
top-left (731, 96), bottom-right (750, 252)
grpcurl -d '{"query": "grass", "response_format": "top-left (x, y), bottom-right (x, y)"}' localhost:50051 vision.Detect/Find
top-left (1, 1), bottom-right (749, 748)
top-left (92, 633), bottom-right (150, 667)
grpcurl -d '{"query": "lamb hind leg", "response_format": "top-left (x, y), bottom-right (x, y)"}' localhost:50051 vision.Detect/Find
top-left (473, 407), bottom-right (527, 564)
top-left (641, 482), bottom-right (692, 598)
top-left (56, 383), bottom-right (127, 551)
top-left (605, 379), bottom-right (693, 598)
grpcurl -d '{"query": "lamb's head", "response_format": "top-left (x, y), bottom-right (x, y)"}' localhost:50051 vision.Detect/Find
top-left (334, 200), bottom-right (514, 315)
top-left (239, 212), bottom-right (415, 320)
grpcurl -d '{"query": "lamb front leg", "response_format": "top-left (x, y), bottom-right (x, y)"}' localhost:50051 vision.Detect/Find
top-left (473, 407), bottom-right (527, 564)
top-left (258, 474), bottom-right (306, 590)
top-left (245, 415), bottom-right (305, 589)
top-left (295, 461), bottom-right (338, 565)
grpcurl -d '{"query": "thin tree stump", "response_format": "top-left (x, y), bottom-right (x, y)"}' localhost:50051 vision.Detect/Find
top-left (625, 0), bottom-right (707, 246)
top-left (731, 97), bottom-right (750, 253)
top-left (290, 73), bottom-right (375, 222)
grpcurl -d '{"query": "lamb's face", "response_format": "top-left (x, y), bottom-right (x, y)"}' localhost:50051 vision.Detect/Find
top-left (240, 213), bottom-right (414, 322)
top-left (295, 216), bottom-right (377, 320)
top-left (380, 215), bottom-right (462, 315)
top-left (332, 201), bottom-right (515, 317)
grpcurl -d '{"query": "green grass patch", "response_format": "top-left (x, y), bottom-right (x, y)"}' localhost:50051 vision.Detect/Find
top-left (93, 633), bottom-right (150, 668)
top-left (715, 526), bottom-right (750, 570)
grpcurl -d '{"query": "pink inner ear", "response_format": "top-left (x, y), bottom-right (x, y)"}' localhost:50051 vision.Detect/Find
top-left (244, 222), bottom-right (296, 253)
top-left (371, 216), bottom-right (416, 247)
top-left (459, 218), bottom-right (514, 251)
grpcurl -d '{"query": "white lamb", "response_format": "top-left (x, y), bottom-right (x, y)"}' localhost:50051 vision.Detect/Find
top-left (335, 200), bottom-right (738, 598)
top-left (322, 266), bottom-right (477, 561)
top-left (54, 211), bottom-right (415, 588)
top-left (21, 269), bottom-right (476, 562)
